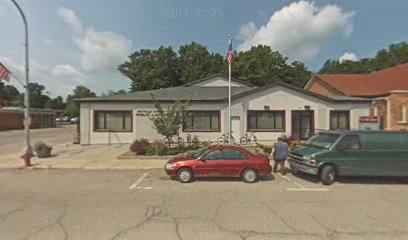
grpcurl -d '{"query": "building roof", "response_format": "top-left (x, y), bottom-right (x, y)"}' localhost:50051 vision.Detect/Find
top-left (181, 74), bottom-right (255, 87)
top-left (231, 81), bottom-right (371, 103)
top-left (77, 74), bottom-right (371, 103)
top-left (307, 63), bottom-right (408, 97)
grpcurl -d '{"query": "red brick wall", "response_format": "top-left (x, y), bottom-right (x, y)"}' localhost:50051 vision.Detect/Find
top-left (369, 100), bottom-right (387, 129)
top-left (390, 93), bottom-right (408, 131)
top-left (308, 78), bottom-right (344, 96)
top-left (0, 112), bottom-right (24, 130)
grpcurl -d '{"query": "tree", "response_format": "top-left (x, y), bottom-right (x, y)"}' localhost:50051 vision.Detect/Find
top-left (45, 96), bottom-right (65, 110)
top-left (319, 41), bottom-right (408, 74)
top-left (149, 94), bottom-right (190, 147)
top-left (13, 83), bottom-right (51, 109)
top-left (118, 47), bottom-right (180, 91)
top-left (101, 89), bottom-right (128, 96)
top-left (178, 42), bottom-right (225, 84)
top-left (66, 86), bottom-right (96, 116)
top-left (232, 45), bottom-right (312, 87)
top-left (0, 82), bottom-right (20, 106)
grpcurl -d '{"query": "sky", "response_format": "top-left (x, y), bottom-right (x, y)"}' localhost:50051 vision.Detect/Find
top-left (0, 0), bottom-right (407, 98)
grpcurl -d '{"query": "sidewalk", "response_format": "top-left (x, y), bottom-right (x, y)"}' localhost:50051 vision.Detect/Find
top-left (0, 143), bottom-right (168, 170)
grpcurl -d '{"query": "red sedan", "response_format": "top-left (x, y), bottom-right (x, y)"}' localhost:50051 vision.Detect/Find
top-left (164, 145), bottom-right (272, 183)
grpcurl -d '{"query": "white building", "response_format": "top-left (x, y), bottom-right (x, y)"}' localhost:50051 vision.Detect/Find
top-left (78, 75), bottom-right (371, 145)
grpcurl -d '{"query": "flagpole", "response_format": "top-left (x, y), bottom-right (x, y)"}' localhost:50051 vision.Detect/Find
top-left (228, 35), bottom-right (232, 144)
top-left (11, 0), bottom-right (32, 166)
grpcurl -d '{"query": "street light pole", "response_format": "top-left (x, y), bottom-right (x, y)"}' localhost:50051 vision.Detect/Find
top-left (11, 0), bottom-right (32, 166)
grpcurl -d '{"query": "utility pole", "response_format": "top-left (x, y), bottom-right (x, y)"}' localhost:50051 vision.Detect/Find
top-left (11, 0), bottom-right (32, 166)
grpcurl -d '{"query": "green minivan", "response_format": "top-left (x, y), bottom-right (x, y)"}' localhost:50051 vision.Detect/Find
top-left (288, 131), bottom-right (408, 185)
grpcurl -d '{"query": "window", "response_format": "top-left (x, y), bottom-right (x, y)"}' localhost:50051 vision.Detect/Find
top-left (94, 111), bottom-right (132, 132)
top-left (336, 135), bottom-right (361, 150)
top-left (399, 104), bottom-right (406, 122)
top-left (183, 111), bottom-right (220, 132)
top-left (330, 111), bottom-right (350, 130)
top-left (223, 149), bottom-right (247, 160)
top-left (204, 150), bottom-right (223, 160)
top-left (248, 110), bottom-right (285, 131)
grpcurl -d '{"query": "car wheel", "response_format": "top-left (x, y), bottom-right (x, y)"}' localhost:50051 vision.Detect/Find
top-left (217, 137), bottom-right (225, 145)
top-left (320, 165), bottom-right (336, 185)
top-left (241, 168), bottom-right (258, 183)
top-left (177, 168), bottom-right (194, 183)
top-left (240, 137), bottom-right (249, 145)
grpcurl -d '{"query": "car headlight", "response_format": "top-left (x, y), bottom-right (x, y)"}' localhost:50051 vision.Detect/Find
top-left (165, 163), bottom-right (177, 170)
top-left (302, 155), bottom-right (316, 165)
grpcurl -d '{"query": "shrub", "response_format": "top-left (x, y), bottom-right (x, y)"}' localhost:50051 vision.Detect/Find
top-left (263, 146), bottom-right (272, 155)
top-left (279, 134), bottom-right (302, 148)
top-left (130, 138), bottom-right (149, 155)
top-left (146, 143), bottom-right (166, 156)
top-left (34, 141), bottom-right (52, 158)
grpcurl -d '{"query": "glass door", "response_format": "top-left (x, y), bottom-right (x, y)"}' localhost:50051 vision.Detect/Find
top-left (291, 110), bottom-right (314, 140)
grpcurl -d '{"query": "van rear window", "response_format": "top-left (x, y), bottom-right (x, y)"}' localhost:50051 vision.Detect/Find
top-left (303, 133), bottom-right (341, 149)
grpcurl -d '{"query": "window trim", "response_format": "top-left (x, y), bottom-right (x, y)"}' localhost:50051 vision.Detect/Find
top-left (330, 110), bottom-right (350, 130)
top-left (93, 110), bottom-right (133, 132)
top-left (247, 110), bottom-right (286, 132)
top-left (398, 104), bottom-right (407, 123)
top-left (182, 110), bottom-right (221, 132)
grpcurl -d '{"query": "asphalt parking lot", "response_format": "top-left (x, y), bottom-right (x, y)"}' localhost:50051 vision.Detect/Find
top-left (0, 168), bottom-right (407, 240)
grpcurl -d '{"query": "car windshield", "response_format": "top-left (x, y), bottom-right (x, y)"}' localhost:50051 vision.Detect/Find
top-left (191, 146), bottom-right (212, 159)
top-left (303, 132), bottom-right (341, 149)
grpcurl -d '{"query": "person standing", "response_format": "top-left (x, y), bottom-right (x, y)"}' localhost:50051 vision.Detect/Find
top-left (271, 137), bottom-right (289, 175)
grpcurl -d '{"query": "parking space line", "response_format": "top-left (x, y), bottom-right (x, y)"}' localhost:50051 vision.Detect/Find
top-left (129, 172), bottom-right (149, 189)
top-left (276, 173), bottom-right (330, 191)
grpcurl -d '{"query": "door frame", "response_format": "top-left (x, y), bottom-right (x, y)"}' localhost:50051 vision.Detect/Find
top-left (291, 110), bottom-right (315, 140)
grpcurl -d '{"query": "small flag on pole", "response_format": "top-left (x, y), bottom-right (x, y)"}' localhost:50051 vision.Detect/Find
top-left (0, 62), bottom-right (11, 82)
top-left (226, 38), bottom-right (233, 65)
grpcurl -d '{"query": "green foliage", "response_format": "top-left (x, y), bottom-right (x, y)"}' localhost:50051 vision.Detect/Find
top-left (118, 46), bottom-right (181, 91)
top-left (149, 94), bottom-right (190, 146)
top-left (178, 42), bottom-right (226, 84)
top-left (146, 143), bottom-right (167, 156)
top-left (0, 82), bottom-right (20, 106)
top-left (319, 41), bottom-right (408, 74)
top-left (65, 86), bottom-right (96, 117)
top-left (232, 45), bottom-right (312, 87)
top-left (119, 43), bottom-right (312, 90)
top-left (129, 138), bottom-right (149, 155)
top-left (8, 83), bottom-right (51, 109)
top-left (45, 96), bottom-right (65, 110)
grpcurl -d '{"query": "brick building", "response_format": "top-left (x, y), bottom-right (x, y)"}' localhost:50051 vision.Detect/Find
top-left (0, 99), bottom-right (62, 130)
top-left (305, 63), bottom-right (408, 131)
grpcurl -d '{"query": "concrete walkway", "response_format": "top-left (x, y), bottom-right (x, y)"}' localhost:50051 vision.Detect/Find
top-left (0, 143), bottom-right (168, 170)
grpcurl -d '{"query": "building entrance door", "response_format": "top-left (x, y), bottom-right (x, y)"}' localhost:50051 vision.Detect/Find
top-left (291, 110), bottom-right (314, 140)
top-left (231, 116), bottom-right (241, 140)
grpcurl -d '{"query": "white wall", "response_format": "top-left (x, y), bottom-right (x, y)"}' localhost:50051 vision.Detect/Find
top-left (190, 76), bottom-right (247, 87)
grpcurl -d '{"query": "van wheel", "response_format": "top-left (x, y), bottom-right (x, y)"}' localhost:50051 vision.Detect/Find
top-left (241, 168), bottom-right (258, 183)
top-left (177, 168), bottom-right (194, 183)
top-left (320, 165), bottom-right (336, 185)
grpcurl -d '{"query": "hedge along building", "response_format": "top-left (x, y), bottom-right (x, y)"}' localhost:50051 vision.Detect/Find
top-left (77, 75), bottom-right (371, 145)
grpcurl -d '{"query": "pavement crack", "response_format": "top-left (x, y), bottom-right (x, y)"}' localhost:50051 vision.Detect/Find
top-left (0, 205), bottom-right (25, 221)
top-left (21, 204), bottom-right (68, 240)
top-left (262, 202), bottom-right (300, 234)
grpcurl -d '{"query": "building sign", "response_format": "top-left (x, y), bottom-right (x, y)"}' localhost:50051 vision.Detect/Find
top-left (359, 116), bottom-right (381, 130)
top-left (135, 110), bottom-right (161, 117)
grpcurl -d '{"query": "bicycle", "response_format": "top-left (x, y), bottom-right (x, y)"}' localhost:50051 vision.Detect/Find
top-left (163, 135), bottom-right (184, 146)
top-left (240, 132), bottom-right (259, 145)
top-left (217, 133), bottom-right (237, 145)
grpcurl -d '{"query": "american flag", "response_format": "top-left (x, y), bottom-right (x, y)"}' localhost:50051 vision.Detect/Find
top-left (226, 38), bottom-right (233, 65)
top-left (0, 62), bottom-right (10, 82)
